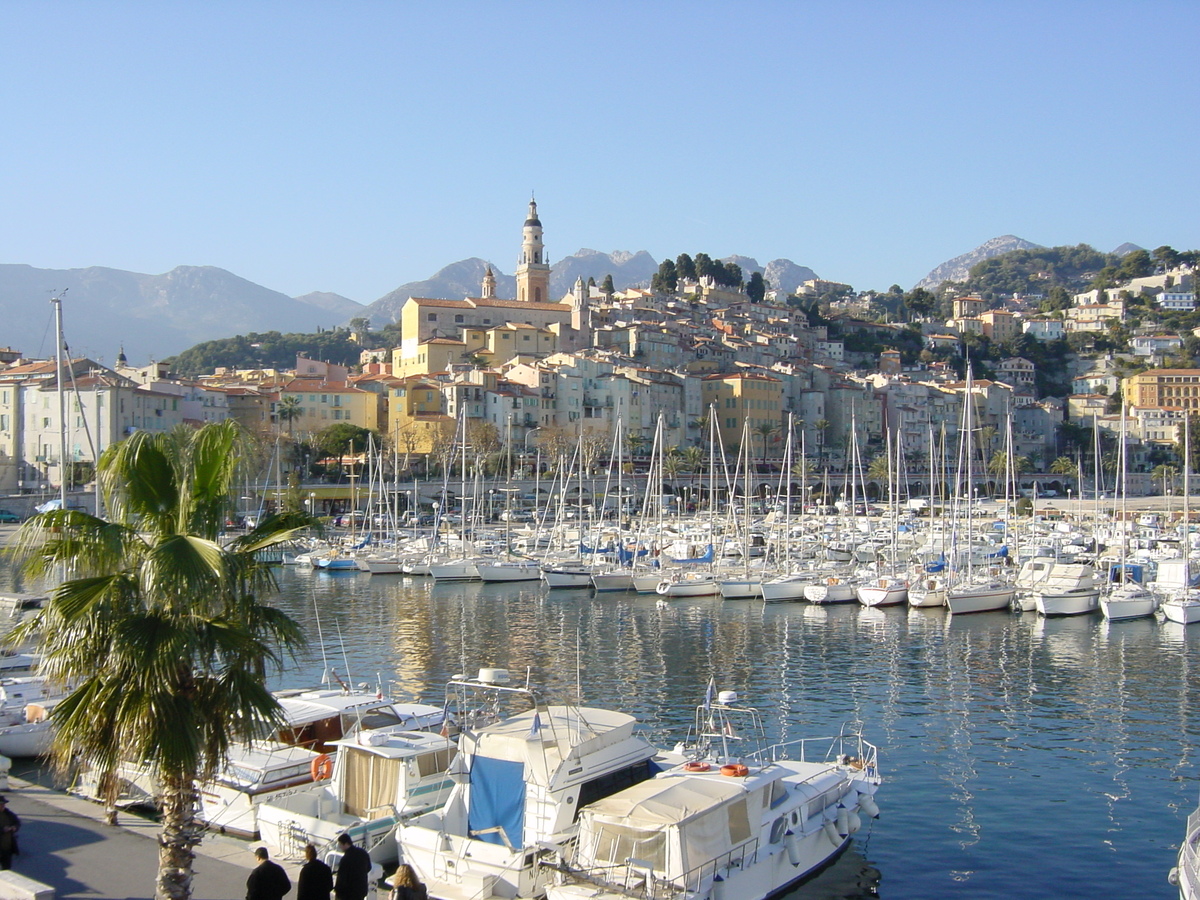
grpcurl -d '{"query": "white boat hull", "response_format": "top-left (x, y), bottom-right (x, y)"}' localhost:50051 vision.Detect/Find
top-left (591, 571), bottom-right (634, 592)
top-left (541, 567), bottom-right (594, 588)
top-left (1161, 598), bottom-right (1200, 625)
top-left (760, 575), bottom-right (809, 602)
top-left (429, 561), bottom-right (481, 581)
top-left (657, 576), bottom-right (720, 597)
top-left (857, 581), bottom-right (908, 607)
top-left (0, 720), bottom-right (54, 757)
top-left (804, 581), bottom-right (858, 604)
top-left (1035, 588), bottom-right (1100, 617)
top-left (1100, 588), bottom-right (1158, 621)
top-left (718, 578), bottom-right (763, 599)
top-left (946, 584), bottom-right (1015, 615)
top-left (476, 562), bottom-right (542, 582)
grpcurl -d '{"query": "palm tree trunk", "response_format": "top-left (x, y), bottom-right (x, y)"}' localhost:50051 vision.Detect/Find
top-left (156, 770), bottom-right (201, 900)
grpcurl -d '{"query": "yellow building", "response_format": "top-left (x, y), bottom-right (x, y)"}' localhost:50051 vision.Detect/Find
top-left (700, 371), bottom-right (783, 451)
top-left (278, 378), bottom-right (378, 435)
top-left (392, 337), bottom-right (469, 377)
top-left (1124, 369), bottom-right (1200, 411)
top-left (386, 376), bottom-right (452, 456)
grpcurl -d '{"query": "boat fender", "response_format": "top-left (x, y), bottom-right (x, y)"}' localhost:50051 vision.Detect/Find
top-left (311, 753), bottom-right (334, 781)
top-left (784, 830), bottom-right (802, 866)
top-left (823, 820), bottom-right (842, 847)
top-left (836, 807), bottom-right (850, 837)
top-left (720, 763), bottom-right (750, 777)
top-left (683, 761), bottom-right (712, 773)
top-left (847, 809), bottom-right (862, 834)
top-left (858, 793), bottom-right (880, 818)
top-left (1169, 867), bottom-right (1180, 886)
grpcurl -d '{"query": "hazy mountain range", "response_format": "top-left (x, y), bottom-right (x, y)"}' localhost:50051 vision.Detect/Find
top-left (0, 237), bottom-right (1142, 365)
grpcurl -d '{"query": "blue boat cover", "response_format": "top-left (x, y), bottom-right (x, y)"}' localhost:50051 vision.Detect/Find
top-left (670, 544), bottom-right (714, 564)
top-left (467, 756), bottom-right (525, 848)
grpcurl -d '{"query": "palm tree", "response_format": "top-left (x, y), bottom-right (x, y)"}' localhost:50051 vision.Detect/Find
top-left (275, 394), bottom-right (302, 435)
top-left (814, 419), bottom-right (830, 463)
top-left (1151, 464), bottom-right (1180, 497)
top-left (753, 421), bottom-right (779, 473)
top-left (8, 422), bottom-right (315, 900)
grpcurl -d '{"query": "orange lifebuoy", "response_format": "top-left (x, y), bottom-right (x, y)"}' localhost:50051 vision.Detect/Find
top-left (311, 753), bottom-right (334, 781)
top-left (683, 761), bottom-right (712, 773)
top-left (720, 763), bottom-right (750, 777)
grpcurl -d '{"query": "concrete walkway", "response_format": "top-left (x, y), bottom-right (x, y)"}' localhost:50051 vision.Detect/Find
top-left (3, 775), bottom-right (301, 900)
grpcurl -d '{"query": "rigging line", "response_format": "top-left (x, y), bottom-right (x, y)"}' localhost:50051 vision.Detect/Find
top-left (310, 581), bottom-right (331, 684)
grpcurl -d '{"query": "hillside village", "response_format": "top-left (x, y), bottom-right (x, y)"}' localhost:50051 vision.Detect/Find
top-left (1, 201), bottom-right (1198, 504)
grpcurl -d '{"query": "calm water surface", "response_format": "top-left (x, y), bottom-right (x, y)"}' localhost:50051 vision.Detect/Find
top-left (10, 563), bottom-right (1199, 898)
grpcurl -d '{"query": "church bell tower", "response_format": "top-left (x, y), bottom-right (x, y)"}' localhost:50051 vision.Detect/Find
top-left (515, 197), bottom-right (551, 304)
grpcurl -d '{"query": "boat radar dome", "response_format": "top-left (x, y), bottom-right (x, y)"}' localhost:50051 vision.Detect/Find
top-left (717, 690), bottom-right (739, 705)
top-left (477, 668), bottom-right (511, 685)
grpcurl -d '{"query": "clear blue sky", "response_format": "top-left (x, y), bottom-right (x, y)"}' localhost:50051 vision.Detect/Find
top-left (2, 1), bottom-right (1197, 304)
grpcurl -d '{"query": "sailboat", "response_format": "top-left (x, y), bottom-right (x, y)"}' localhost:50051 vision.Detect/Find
top-left (1160, 416), bottom-right (1200, 624)
top-left (719, 419), bottom-right (764, 599)
top-left (762, 415), bottom-right (812, 602)
top-left (944, 364), bottom-right (1016, 615)
top-left (478, 417), bottom-right (542, 582)
top-left (858, 427), bottom-right (909, 607)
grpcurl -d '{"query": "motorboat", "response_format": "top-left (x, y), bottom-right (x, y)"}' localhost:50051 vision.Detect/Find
top-left (258, 727), bottom-right (457, 864)
top-left (945, 578), bottom-right (1016, 615)
top-left (1032, 564), bottom-right (1100, 617)
top-left (72, 682), bottom-right (445, 836)
top-left (546, 689), bottom-right (880, 900)
top-left (0, 677), bottom-right (68, 757)
top-left (1170, 800), bottom-right (1200, 898)
top-left (394, 668), bottom-right (667, 900)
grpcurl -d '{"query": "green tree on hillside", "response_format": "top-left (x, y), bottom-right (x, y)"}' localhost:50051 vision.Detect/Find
top-left (746, 271), bottom-right (767, 303)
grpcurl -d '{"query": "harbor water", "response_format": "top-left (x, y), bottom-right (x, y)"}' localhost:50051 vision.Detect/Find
top-left (10, 562), bottom-right (1200, 898)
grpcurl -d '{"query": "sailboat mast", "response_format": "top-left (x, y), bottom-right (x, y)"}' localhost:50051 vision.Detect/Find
top-left (52, 292), bottom-right (68, 509)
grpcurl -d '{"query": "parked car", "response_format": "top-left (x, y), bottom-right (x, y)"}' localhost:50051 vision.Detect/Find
top-left (0, 509), bottom-right (21, 523)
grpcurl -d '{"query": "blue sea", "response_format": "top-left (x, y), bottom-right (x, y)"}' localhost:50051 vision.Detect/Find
top-left (13, 564), bottom-right (1200, 898)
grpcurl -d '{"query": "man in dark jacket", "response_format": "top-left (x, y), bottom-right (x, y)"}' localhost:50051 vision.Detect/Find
top-left (246, 846), bottom-right (291, 900)
top-left (298, 843), bottom-right (334, 900)
top-left (333, 833), bottom-right (372, 900)
top-left (0, 796), bottom-right (19, 870)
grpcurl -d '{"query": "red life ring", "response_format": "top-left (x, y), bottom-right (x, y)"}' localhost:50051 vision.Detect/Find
top-left (720, 763), bottom-right (750, 777)
top-left (683, 761), bottom-right (712, 773)
top-left (311, 753), bottom-right (334, 781)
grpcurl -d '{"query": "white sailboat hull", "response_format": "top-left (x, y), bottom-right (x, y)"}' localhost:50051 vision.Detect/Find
top-left (946, 584), bottom-right (1015, 615)
top-left (1100, 587), bottom-right (1158, 621)
top-left (591, 571), bottom-right (634, 592)
top-left (541, 566), bottom-right (593, 588)
top-left (804, 580), bottom-right (858, 604)
top-left (1161, 598), bottom-right (1200, 625)
top-left (857, 581), bottom-right (908, 607)
top-left (760, 575), bottom-right (809, 602)
top-left (718, 578), bottom-right (763, 599)
top-left (657, 575), bottom-right (720, 597)
top-left (429, 561), bottom-right (481, 581)
top-left (476, 562), bottom-right (541, 582)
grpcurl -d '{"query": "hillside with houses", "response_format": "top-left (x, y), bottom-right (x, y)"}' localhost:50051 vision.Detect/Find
top-left (1, 209), bottom-right (1198, 506)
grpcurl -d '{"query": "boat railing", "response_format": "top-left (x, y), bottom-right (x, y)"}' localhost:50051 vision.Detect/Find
top-left (1179, 810), bottom-right (1200, 898)
top-left (562, 835), bottom-right (763, 900)
top-left (748, 725), bottom-right (879, 780)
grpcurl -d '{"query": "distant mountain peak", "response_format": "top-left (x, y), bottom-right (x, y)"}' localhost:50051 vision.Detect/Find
top-left (915, 235), bottom-right (1043, 290)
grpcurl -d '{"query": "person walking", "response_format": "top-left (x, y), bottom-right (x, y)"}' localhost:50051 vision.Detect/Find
top-left (246, 846), bottom-right (291, 900)
top-left (297, 843), bottom-right (334, 900)
top-left (333, 833), bottom-right (372, 900)
top-left (0, 796), bottom-right (20, 870)
top-left (385, 863), bottom-right (427, 900)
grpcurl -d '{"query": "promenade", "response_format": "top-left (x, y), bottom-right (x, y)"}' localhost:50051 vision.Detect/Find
top-left (3, 774), bottom-right (296, 900)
